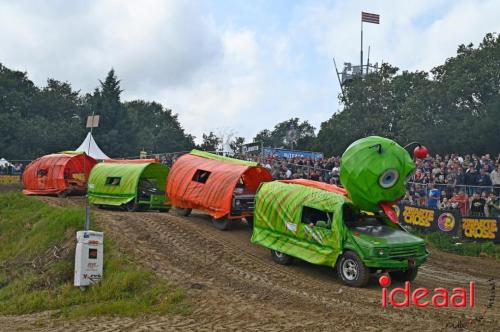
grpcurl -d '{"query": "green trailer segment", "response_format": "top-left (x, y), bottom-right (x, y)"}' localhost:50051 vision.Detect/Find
top-left (251, 181), bottom-right (428, 286)
top-left (87, 162), bottom-right (169, 210)
top-left (252, 181), bottom-right (346, 267)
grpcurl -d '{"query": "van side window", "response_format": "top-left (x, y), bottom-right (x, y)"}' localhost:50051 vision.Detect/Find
top-left (301, 206), bottom-right (332, 228)
top-left (105, 177), bottom-right (121, 185)
top-left (192, 169), bottom-right (211, 184)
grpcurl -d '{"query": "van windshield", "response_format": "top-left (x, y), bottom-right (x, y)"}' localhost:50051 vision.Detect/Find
top-left (343, 205), bottom-right (385, 229)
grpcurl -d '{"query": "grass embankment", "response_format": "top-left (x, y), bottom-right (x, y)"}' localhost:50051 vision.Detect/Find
top-left (0, 192), bottom-right (188, 317)
top-left (414, 231), bottom-right (500, 259)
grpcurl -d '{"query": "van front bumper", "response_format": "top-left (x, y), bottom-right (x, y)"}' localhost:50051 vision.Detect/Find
top-left (363, 254), bottom-right (428, 269)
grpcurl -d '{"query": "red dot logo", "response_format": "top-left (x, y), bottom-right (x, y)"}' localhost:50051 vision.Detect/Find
top-left (379, 275), bottom-right (391, 287)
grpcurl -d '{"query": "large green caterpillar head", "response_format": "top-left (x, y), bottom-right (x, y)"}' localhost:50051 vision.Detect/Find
top-left (340, 136), bottom-right (415, 222)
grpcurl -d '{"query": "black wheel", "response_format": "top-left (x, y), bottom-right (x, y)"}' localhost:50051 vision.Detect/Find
top-left (390, 267), bottom-right (419, 283)
top-left (271, 249), bottom-right (293, 265)
top-left (125, 201), bottom-right (140, 212)
top-left (336, 251), bottom-right (370, 287)
top-left (57, 191), bottom-right (68, 198)
top-left (158, 208), bottom-right (170, 213)
top-left (211, 216), bottom-right (231, 230)
top-left (246, 216), bottom-right (254, 228)
top-left (175, 207), bottom-right (192, 217)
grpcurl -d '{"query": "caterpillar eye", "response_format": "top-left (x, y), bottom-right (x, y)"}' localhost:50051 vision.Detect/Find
top-left (379, 169), bottom-right (399, 188)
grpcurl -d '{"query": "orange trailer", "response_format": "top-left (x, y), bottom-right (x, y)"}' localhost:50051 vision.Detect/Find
top-left (22, 152), bottom-right (97, 196)
top-left (166, 150), bottom-right (272, 230)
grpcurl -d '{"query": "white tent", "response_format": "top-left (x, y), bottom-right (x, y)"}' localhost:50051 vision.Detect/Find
top-left (75, 132), bottom-right (110, 160)
top-left (0, 158), bottom-right (13, 167)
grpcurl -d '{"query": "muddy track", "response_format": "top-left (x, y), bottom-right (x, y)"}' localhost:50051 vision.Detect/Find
top-left (2, 197), bottom-right (499, 331)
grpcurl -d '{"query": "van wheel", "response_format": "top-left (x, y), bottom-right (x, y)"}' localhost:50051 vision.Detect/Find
top-left (158, 208), bottom-right (170, 213)
top-left (390, 267), bottom-right (419, 283)
top-left (337, 251), bottom-right (370, 287)
top-left (125, 201), bottom-right (140, 212)
top-left (175, 207), bottom-right (192, 217)
top-left (246, 216), bottom-right (254, 228)
top-left (271, 250), bottom-right (293, 265)
top-left (212, 217), bottom-right (231, 231)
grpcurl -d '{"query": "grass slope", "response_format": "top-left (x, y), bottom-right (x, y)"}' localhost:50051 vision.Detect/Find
top-left (0, 192), bottom-right (188, 317)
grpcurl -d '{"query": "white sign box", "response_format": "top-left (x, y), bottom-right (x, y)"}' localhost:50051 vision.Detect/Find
top-left (74, 230), bottom-right (104, 287)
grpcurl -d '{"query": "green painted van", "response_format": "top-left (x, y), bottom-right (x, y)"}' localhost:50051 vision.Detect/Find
top-left (87, 162), bottom-right (170, 212)
top-left (251, 180), bottom-right (428, 287)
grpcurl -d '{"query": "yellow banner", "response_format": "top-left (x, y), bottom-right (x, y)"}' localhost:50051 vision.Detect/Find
top-left (0, 175), bottom-right (21, 184)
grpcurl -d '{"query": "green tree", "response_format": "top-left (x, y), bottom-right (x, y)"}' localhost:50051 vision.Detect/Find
top-left (199, 131), bottom-right (221, 151)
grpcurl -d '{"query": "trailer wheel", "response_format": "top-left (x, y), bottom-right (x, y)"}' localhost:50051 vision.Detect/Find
top-left (125, 201), bottom-right (140, 212)
top-left (211, 216), bottom-right (231, 231)
top-left (337, 251), bottom-right (370, 287)
top-left (390, 267), bottom-right (419, 283)
top-left (271, 250), bottom-right (293, 265)
top-left (245, 216), bottom-right (254, 229)
top-left (175, 207), bottom-right (192, 217)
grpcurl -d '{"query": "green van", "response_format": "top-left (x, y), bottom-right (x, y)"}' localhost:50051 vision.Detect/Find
top-left (87, 162), bottom-right (170, 212)
top-left (251, 180), bottom-right (428, 287)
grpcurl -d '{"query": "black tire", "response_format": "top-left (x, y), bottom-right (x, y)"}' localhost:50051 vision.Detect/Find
top-left (57, 191), bottom-right (68, 198)
top-left (271, 249), bottom-right (293, 265)
top-left (211, 216), bottom-right (231, 230)
top-left (390, 267), bottom-right (419, 283)
top-left (125, 201), bottom-right (140, 212)
top-left (336, 251), bottom-right (370, 287)
top-left (246, 216), bottom-right (254, 229)
top-left (175, 207), bottom-right (192, 217)
top-left (158, 208), bottom-right (170, 213)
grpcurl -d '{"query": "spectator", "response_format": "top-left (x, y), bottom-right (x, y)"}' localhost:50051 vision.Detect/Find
top-left (469, 192), bottom-right (486, 217)
top-left (477, 168), bottom-right (492, 188)
top-left (427, 184), bottom-right (440, 209)
top-left (491, 164), bottom-right (500, 195)
top-left (464, 165), bottom-right (478, 195)
top-left (486, 193), bottom-right (500, 218)
top-left (450, 191), bottom-right (469, 216)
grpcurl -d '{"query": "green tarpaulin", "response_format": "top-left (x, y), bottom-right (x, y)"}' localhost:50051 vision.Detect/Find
top-left (190, 149), bottom-right (258, 166)
top-left (251, 181), bottom-right (351, 267)
top-left (87, 162), bottom-right (168, 206)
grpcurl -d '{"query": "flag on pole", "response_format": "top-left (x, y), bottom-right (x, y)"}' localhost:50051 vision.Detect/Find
top-left (361, 12), bottom-right (380, 24)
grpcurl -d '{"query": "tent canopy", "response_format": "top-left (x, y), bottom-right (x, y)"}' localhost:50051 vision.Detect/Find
top-left (76, 132), bottom-right (110, 160)
top-left (0, 158), bottom-right (13, 167)
top-left (22, 153), bottom-right (97, 195)
top-left (87, 162), bottom-right (169, 206)
top-left (166, 150), bottom-right (273, 218)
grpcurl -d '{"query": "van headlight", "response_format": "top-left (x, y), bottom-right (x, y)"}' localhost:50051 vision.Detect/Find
top-left (371, 248), bottom-right (387, 257)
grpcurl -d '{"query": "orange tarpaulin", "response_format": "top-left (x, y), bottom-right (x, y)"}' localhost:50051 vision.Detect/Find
top-left (166, 152), bottom-right (272, 218)
top-left (22, 153), bottom-right (97, 195)
top-left (279, 179), bottom-right (348, 197)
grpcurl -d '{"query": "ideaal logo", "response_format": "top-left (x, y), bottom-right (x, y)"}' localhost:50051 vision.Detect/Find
top-left (379, 275), bottom-right (474, 308)
top-left (402, 206), bottom-right (434, 228)
top-left (380, 276), bottom-right (496, 328)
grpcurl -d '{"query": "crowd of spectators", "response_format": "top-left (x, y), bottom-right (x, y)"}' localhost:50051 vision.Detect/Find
top-left (240, 152), bottom-right (500, 218)
top-left (0, 162), bottom-right (24, 175)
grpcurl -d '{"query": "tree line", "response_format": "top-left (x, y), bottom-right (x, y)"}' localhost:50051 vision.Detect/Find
top-left (1, 32), bottom-right (499, 160)
top-left (0, 68), bottom-right (195, 160)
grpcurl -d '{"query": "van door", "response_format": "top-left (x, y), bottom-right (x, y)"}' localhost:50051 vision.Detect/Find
top-left (298, 206), bottom-right (336, 248)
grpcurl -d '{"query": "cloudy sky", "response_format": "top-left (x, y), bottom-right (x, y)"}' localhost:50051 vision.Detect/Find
top-left (1, 0), bottom-right (499, 144)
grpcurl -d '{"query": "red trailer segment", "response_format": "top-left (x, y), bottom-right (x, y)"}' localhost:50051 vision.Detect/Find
top-left (22, 153), bottom-right (97, 196)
